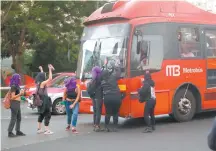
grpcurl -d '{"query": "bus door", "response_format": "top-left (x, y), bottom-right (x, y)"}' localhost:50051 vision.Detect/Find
top-left (204, 29), bottom-right (216, 109)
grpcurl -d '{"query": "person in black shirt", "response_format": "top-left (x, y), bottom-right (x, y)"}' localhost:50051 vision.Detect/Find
top-left (35, 65), bottom-right (54, 135)
top-left (8, 73), bottom-right (25, 137)
top-left (101, 60), bottom-right (122, 132)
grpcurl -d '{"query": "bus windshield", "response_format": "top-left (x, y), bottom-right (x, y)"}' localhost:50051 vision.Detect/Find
top-left (76, 23), bottom-right (130, 79)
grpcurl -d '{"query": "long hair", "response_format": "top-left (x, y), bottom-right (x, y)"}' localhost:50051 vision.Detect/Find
top-left (65, 77), bottom-right (77, 91)
top-left (91, 66), bottom-right (102, 80)
top-left (10, 73), bottom-right (21, 87)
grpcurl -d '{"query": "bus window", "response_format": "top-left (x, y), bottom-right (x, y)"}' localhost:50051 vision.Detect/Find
top-left (178, 27), bottom-right (201, 58)
top-left (205, 30), bottom-right (216, 58)
top-left (130, 34), bottom-right (163, 77)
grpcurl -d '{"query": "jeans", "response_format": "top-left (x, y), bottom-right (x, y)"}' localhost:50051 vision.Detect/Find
top-left (65, 101), bottom-right (79, 127)
top-left (8, 101), bottom-right (21, 132)
top-left (144, 98), bottom-right (156, 127)
top-left (92, 98), bottom-right (103, 126)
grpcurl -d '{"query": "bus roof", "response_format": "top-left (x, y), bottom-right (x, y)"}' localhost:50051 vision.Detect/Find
top-left (84, 0), bottom-right (216, 25)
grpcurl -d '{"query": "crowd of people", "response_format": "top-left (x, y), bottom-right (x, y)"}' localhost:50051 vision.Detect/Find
top-left (5, 63), bottom-right (216, 151)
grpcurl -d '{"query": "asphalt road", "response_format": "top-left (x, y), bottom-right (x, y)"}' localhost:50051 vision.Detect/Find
top-left (1, 102), bottom-right (216, 151)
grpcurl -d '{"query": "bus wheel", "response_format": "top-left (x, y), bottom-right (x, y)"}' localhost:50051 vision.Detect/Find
top-left (173, 88), bottom-right (196, 122)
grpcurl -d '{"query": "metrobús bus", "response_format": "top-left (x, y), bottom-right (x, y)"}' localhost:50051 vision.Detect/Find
top-left (76, 0), bottom-right (216, 122)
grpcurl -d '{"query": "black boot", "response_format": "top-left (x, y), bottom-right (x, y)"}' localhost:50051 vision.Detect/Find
top-left (16, 131), bottom-right (26, 136)
top-left (8, 132), bottom-right (16, 138)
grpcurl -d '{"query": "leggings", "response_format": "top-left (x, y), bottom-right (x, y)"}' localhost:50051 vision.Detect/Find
top-left (38, 108), bottom-right (51, 126)
top-left (104, 94), bottom-right (121, 127)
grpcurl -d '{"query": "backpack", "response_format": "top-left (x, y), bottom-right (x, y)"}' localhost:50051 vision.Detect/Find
top-left (3, 90), bottom-right (11, 109)
top-left (87, 80), bottom-right (96, 99)
top-left (138, 83), bottom-right (151, 103)
top-left (33, 84), bottom-right (43, 107)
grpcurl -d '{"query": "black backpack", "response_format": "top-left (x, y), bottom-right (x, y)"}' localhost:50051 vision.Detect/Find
top-left (87, 80), bottom-right (97, 99)
top-left (33, 83), bottom-right (43, 107)
top-left (138, 83), bottom-right (151, 103)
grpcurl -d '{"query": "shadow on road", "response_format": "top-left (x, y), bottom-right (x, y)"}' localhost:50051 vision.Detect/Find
top-left (120, 111), bottom-right (216, 129)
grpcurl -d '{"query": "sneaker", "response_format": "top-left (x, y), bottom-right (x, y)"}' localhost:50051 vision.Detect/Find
top-left (44, 130), bottom-right (54, 135)
top-left (152, 126), bottom-right (156, 131)
top-left (37, 129), bottom-right (44, 134)
top-left (104, 127), bottom-right (111, 132)
top-left (94, 126), bottom-right (103, 132)
top-left (8, 132), bottom-right (16, 138)
top-left (16, 131), bottom-right (26, 136)
top-left (143, 127), bottom-right (153, 133)
top-left (65, 126), bottom-right (70, 131)
top-left (72, 128), bottom-right (78, 134)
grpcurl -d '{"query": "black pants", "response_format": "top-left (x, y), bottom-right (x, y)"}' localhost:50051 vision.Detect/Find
top-left (144, 98), bottom-right (156, 127)
top-left (104, 94), bottom-right (121, 127)
top-left (8, 101), bottom-right (21, 132)
top-left (38, 108), bottom-right (51, 126)
top-left (92, 98), bottom-right (103, 126)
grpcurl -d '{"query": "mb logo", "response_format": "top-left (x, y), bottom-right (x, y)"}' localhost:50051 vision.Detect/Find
top-left (166, 65), bottom-right (180, 76)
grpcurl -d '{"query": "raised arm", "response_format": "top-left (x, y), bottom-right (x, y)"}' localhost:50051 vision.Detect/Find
top-left (41, 64), bottom-right (54, 87)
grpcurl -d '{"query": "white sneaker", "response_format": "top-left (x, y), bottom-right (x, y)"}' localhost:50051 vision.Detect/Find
top-left (44, 130), bottom-right (54, 135)
top-left (37, 129), bottom-right (44, 134)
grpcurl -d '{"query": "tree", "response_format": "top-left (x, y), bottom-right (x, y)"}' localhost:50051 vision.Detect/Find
top-left (1, 1), bottom-right (108, 78)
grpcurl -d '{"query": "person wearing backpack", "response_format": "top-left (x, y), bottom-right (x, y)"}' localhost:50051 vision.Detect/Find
top-left (7, 73), bottom-right (26, 137)
top-left (36, 64), bottom-right (54, 135)
top-left (100, 60), bottom-right (122, 132)
top-left (139, 71), bottom-right (156, 133)
top-left (62, 77), bottom-right (81, 134)
top-left (208, 117), bottom-right (216, 151)
top-left (87, 66), bottom-right (103, 132)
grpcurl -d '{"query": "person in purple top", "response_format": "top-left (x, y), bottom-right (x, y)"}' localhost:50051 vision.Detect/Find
top-left (208, 117), bottom-right (216, 150)
top-left (8, 73), bottom-right (25, 137)
top-left (63, 77), bottom-right (80, 134)
top-left (87, 66), bottom-right (103, 132)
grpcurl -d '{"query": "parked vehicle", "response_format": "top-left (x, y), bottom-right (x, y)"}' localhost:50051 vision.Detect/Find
top-left (26, 72), bottom-right (75, 115)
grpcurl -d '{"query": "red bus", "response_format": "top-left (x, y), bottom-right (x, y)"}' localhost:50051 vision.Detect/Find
top-left (76, 0), bottom-right (216, 122)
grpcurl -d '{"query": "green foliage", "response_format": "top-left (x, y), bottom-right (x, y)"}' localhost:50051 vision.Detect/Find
top-left (1, 1), bottom-right (108, 73)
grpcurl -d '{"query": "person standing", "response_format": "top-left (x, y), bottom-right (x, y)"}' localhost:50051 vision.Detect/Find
top-left (87, 66), bottom-right (103, 132)
top-left (63, 77), bottom-right (80, 134)
top-left (140, 71), bottom-right (156, 133)
top-left (208, 117), bottom-right (216, 150)
top-left (8, 73), bottom-right (26, 137)
top-left (36, 64), bottom-right (54, 135)
top-left (101, 60), bottom-right (122, 132)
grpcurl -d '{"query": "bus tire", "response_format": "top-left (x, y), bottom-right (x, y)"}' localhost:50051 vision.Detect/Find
top-left (172, 88), bottom-right (196, 122)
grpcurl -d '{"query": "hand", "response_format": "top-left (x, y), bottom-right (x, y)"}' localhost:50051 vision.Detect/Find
top-left (48, 64), bottom-right (55, 71)
top-left (20, 89), bottom-right (24, 96)
top-left (69, 104), bottom-right (75, 109)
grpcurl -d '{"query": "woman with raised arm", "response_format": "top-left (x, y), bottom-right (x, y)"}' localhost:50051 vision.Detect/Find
top-left (36, 64), bottom-right (54, 135)
top-left (63, 77), bottom-right (81, 134)
top-left (101, 59), bottom-right (122, 132)
top-left (8, 73), bottom-right (26, 137)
